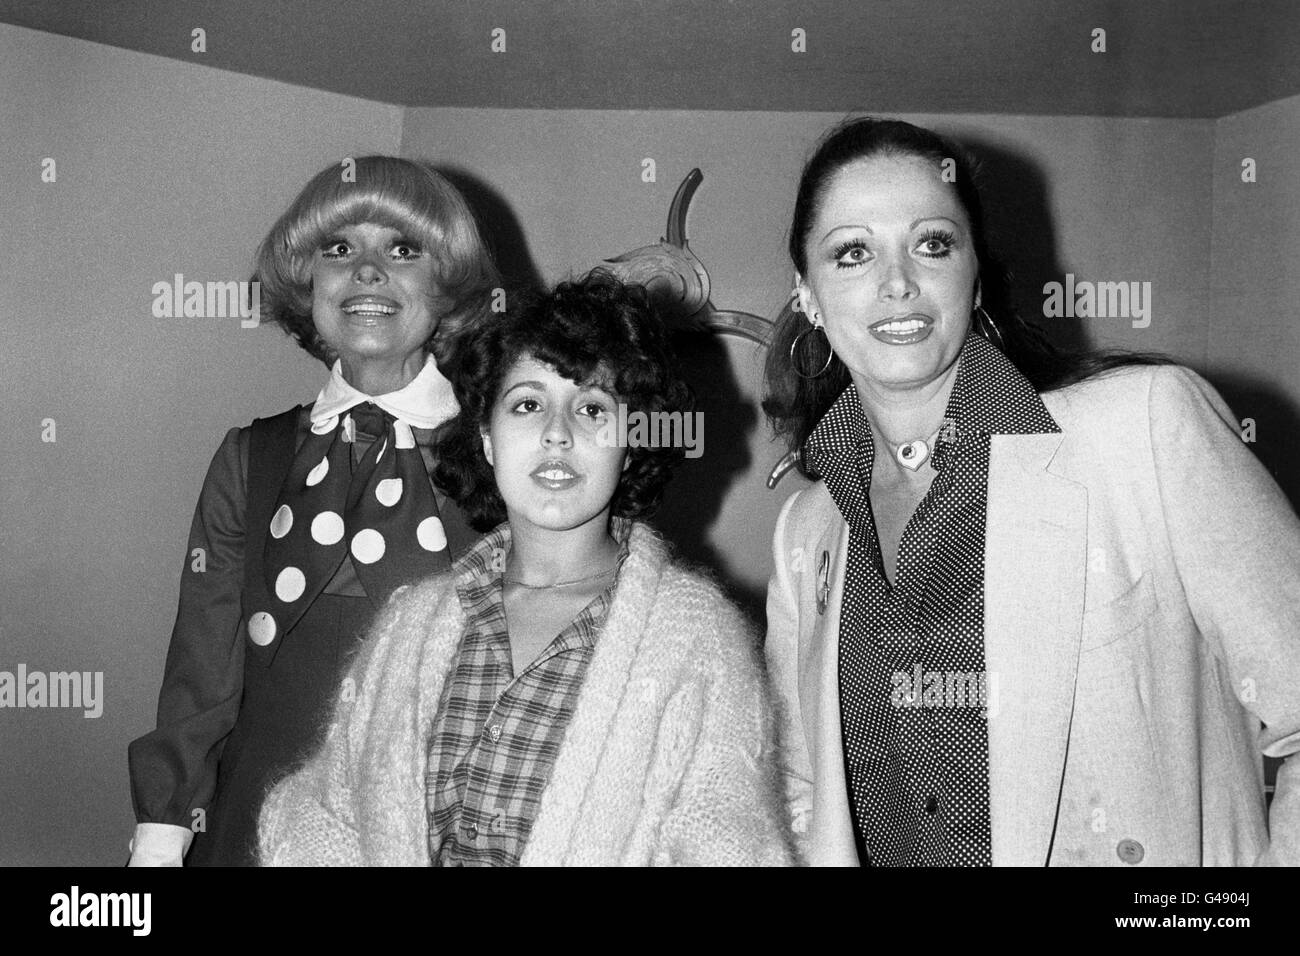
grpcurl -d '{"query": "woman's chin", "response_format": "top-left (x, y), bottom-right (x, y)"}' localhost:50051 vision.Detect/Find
top-left (333, 341), bottom-right (417, 366)
top-left (846, 344), bottom-right (963, 392)
top-left (329, 343), bottom-right (429, 384)
top-left (508, 502), bottom-right (609, 536)
top-left (855, 361), bottom-right (943, 392)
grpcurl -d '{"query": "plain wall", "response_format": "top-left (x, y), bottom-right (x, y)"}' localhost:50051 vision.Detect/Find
top-left (3, 25), bottom-right (1293, 867)
top-left (1209, 93), bottom-right (1300, 508)
top-left (0, 24), bottom-right (403, 865)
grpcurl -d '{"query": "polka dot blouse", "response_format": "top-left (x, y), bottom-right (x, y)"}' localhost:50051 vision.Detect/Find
top-left (803, 333), bottom-right (1060, 866)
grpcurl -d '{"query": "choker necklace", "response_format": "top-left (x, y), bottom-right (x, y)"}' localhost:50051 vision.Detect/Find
top-left (882, 426), bottom-right (944, 471)
top-left (504, 565), bottom-right (619, 590)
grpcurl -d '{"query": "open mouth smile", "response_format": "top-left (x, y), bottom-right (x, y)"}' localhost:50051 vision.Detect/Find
top-left (341, 296), bottom-right (399, 316)
top-left (531, 459), bottom-right (580, 489)
top-left (868, 313), bottom-right (934, 344)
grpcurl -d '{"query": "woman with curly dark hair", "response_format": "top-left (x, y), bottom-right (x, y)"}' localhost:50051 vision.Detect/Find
top-left (258, 271), bottom-right (793, 866)
top-left (128, 156), bottom-right (500, 866)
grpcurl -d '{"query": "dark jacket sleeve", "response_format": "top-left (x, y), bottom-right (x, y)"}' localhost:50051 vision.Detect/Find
top-left (128, 426), bottom-right (249, 827)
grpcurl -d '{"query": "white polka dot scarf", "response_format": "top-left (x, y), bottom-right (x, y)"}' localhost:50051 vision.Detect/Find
top-left (249, 403), bottom-right (448, 646)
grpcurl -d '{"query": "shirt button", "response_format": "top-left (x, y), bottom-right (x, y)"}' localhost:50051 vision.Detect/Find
top-left (1116, 838), bottom-right (1144, 864)
top-left (465, 824), bottom-right (479, 841)
top-left (487, 724), bottom-right (502, 742)
top-left (924, 795), bottom-right (939, 815)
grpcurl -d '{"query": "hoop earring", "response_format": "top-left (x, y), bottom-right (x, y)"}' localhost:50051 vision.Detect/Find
top-left (790, 321), bottom-right (834, 379)
top-left (976, 305), bottom-right (1007, 352)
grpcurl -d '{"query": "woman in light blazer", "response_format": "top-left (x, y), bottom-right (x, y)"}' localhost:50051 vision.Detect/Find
top-left (763, 117), bottom-right (1300, 866)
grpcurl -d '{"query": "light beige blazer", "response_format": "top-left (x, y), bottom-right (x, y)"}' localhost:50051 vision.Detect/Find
top-left (766, 365), bottom-right (1300, 866)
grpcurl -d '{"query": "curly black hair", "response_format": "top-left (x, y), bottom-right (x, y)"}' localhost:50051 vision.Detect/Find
top-left (435, 269), bottom-right (696, 532)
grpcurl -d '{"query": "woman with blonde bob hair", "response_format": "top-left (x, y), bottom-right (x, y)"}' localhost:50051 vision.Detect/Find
top-left (129, 156), bottom-right (501, 866)
top-left (255, 157), bottom-right (498, 368)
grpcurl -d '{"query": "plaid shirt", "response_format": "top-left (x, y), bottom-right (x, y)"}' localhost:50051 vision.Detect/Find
top-left (425, 524), bottom-right (622, 866)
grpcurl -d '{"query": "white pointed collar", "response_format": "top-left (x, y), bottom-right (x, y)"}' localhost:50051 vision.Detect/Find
top-left (311, 354), bottom-right (459, 431)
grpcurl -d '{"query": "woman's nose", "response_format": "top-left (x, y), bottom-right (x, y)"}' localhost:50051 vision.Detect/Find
top-left (353, 250), bottom-right (387, 284)
top-left (541, 412), bottom-right (573, 447)
top-left (877, 253), bottom-right (919, 301)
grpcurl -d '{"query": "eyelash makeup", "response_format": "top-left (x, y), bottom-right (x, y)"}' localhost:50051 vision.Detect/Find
top-left (831, 229), bottom-right (958, 269)
top-left (832, 239), bottom-right (868, 268)
top-left (917, 228), bottom-right (956, 257)
top-left (318, 237), bottom-right (422, 259)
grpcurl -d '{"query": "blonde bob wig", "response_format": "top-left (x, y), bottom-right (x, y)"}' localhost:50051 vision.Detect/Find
top-left (254, 156), bottom-right (500, 365)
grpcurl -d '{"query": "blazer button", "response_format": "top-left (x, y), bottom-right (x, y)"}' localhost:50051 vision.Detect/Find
top-left (1116, 838), bottom-right (1144, 864)
top-left (924, 795), bottom-right (939, 815)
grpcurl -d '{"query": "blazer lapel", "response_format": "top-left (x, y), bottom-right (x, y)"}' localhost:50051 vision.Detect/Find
top-left (802, 515), bottom-right (862, 866)
top-left (983, 431), bottom-right (1087, 865)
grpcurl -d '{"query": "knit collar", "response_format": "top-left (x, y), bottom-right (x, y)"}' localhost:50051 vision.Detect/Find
top-left (311, 353), bottom-right (459, 430)
top-left (804, 331), bottom-right (1060, 480)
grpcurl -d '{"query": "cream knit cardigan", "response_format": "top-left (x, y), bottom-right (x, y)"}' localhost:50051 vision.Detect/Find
top-left (258, 522), bottom-right (795, 866)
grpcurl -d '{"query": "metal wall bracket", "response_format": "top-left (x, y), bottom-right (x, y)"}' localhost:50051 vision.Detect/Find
top-left (603, 169), bottom-right (798, 488)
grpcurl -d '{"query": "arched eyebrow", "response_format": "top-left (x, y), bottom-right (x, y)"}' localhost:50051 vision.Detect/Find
top-left (909, 215), bottom-right (962, 230)
top-left (819, 215), bottom-right (963, 242)
top-left (575, 378), bottom-right (618, 398)
top-left (501, 380), bottom-right (548, 398)
top-left (819, 223), bottom-right (873, 242)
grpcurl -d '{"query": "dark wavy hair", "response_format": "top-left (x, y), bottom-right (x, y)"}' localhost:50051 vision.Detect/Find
top-left (764, 117), bottom-right (1172, 475)
top-left (435, 269), bottom-right (696, 532)
top-left (253, 156), bottom-right (501, 366)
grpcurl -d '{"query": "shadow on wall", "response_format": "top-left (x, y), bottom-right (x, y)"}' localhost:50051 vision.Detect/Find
top-left (958, 133), bottom-right (1092, 360)
top-left (653, 330), bottom-right (765, 622)
top-left (1202, 370), bottom-right (1300, 515)
top-left (436, 165), bottom-right (546, 298)
top-left (961, 135), bottom-right (1300, 514)
top-left (968, 136), bottom-right (1300, 512)
top-left (965, 138), bottom-right (1300, 513)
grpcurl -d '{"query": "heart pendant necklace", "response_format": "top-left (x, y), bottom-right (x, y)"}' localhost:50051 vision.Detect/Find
top-left (886, 427), bottom-right (943, 471)
top-left (895, 439), bottom-right (931, 470)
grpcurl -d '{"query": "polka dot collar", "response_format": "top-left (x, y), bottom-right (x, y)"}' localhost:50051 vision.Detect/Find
top-left (804, 332), bottom-right (1060, 481)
